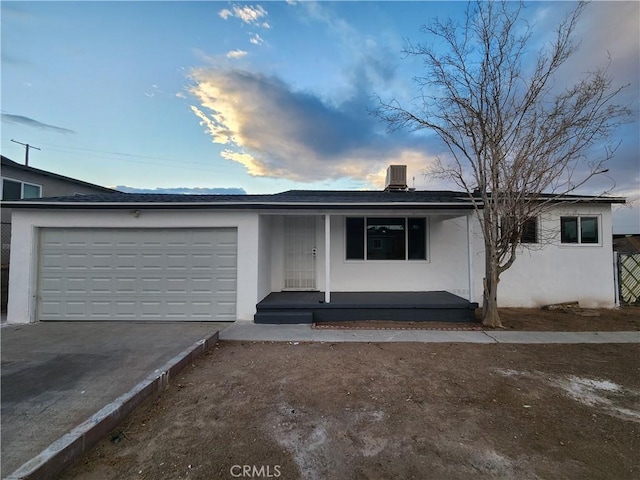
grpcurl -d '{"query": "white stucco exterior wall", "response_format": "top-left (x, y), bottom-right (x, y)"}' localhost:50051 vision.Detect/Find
top-left (7, 208), bottom-right (261, 323)
top-left (470, 203), bottom-right (617, 308)
top-left (258, 211), bottom-right (473, 296)
top-left (7, 202), bottom-right (619, 324)
top-left (257, 215), bottom-right (272, 303)
top-left (268, 216), bottom-right (285, 292)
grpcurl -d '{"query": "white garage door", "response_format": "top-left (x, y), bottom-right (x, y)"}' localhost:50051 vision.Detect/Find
top-left (38, 228), bottom-right (237, 321)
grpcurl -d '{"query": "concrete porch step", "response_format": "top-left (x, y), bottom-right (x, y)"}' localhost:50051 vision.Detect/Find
top-left (254, 311), bottom-right (314, 324)
top-left (254, 291), bottom-right (478, 325)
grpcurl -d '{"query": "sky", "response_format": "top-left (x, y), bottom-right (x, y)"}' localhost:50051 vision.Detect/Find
top-left (1, 1), bottom-right (639, 233)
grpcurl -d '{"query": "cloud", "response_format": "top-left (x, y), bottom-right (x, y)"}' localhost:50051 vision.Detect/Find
top-left (566, 2), bottom-right (639, 210)
top-left (218, 8), bottom-right (233, 20)
top-left (226, 49), bottom-right (248, 59)
top-left (530, 3), bottom-right (639, 112)
top-left (1, 113), bottom-right (75, 134)
top-left (114, 186), bottom-right (247, 195)
top-left (218, 4), bottom-right (268, 27)
top-left (220, 149), bottom-right (273, 177)
top-left (249, 33), bottom-right (264, 45)
top-left (144, 84), bottom-right (162, 97)
top-left (191, 1), bottom-right (637, 199)
top-left (188, 68), bottom-right (437, 185)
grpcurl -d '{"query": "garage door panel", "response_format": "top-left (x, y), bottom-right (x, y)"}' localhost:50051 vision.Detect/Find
top-left (189, 277), bottom-right (213, 293)
top-left (89, 277), bottom-right (112, 294)
top-left (115, 301), bottom-right (137, 317)
top-left (115, 253), bottom-right (138, 270)
top-left (140, 277), bottom-right (163, 294)
top-left (89, 301), bottom-right (111, 318)
top-left (38, 228), bottom-right (237, 321)
top-left (215, 301), bottom-right (236, 320)
top-left (66, 301), bottom-right (88, 317)
top-left (141, 300), bottom-right (162, 318)
top-left (215, 230), bottom-right (237, 245)
top-left (116, 277), bottom-right (136, 293)
top-left (40, 277), bottom-right (63, 294)
top-left (67, 277), bottom-right (89, 294)
top-left (91, 253), bottom-right (114, 270)
top-left (216, 276), bottom-right (237, 292)
top-left (40, 300), bottom-right (62, 318)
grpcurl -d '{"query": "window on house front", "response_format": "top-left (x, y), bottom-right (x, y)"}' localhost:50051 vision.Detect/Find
top-left (346, 217), bottom-right (427, 260)
top-left (1, 178), bottom-right (42, 200)
top-left (23, 183), bottom-right (41, 198)
top-left (521, 217), bottom-right (538, 243)
top-left (345, 217), bottom-right (365, 259)
top-left (560, 216), bottom-right (599, 244)
top-left (2, 179), bottom-right (21, 200)
top-left (501, 216), bottom-right (538, 244)
top-left (367, 218), bottom-right (405, 260)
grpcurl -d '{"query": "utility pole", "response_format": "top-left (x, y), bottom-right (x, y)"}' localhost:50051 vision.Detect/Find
top-left (10, 139), bottom-right (41, 166)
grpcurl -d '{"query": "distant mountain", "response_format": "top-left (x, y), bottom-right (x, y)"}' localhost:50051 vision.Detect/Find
top-left (114, 186), bottom-right (247, 195)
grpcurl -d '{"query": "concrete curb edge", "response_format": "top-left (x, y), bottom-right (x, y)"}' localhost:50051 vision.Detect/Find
top-left (4, 330), bottom-right (220, 480)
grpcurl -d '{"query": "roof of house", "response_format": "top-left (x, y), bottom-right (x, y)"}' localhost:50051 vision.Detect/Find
top-left (613, 235), bottom-right (640, 253)
top-left (0, 190), bottom-right (475, 210)
top-left (1, 188), bottom-right (626, 210)
top-left (1, 155), bottom-right (118, 193)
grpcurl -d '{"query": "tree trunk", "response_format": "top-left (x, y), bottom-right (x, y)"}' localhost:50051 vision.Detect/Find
top-left (482, 246), bottom-right (503, 328)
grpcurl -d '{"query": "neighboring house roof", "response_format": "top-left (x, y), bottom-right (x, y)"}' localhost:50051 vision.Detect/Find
top-left (1, 189), bottom-right (626, 210)
top-left (613, 235), bottom-right (640, 253)
top-left (1, 155), bottom-right (118, 194)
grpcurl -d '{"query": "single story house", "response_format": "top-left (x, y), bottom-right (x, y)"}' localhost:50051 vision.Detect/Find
top-left (3, 168), bottom-right (624, 324)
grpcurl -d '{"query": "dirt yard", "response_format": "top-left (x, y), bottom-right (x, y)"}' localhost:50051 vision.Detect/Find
top-left (63, 318), bottom-right (640, 480)
top-left (495, 306), bottom-right (640, 331)
top-left (313, 306), bottom-right (640, 332)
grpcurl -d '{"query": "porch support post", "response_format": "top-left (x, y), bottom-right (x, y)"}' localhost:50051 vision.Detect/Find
top-left (325, 214), bottom-right (331, 303)
top-left (467, 212), bottom-right (474, 303)
top-left (613, 252), bottom-right (620, 307)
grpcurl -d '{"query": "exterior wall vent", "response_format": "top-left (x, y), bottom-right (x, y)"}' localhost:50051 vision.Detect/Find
top-left (384, 165), bottom-right (408, 191)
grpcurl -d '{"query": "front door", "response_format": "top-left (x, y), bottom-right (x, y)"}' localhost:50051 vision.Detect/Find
top-left (284, 216), bottom-right (317, 290)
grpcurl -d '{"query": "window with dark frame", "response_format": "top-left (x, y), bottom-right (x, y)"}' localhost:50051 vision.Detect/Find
top-left (23, 183), bottom-right (41, 199)
top-left (521, 217), bottom-right (537, 243)
top-left (1, 178), bottom-right (42, 200)
top-left (345, 217), bottom-right (427, 261)
top-left (579, 216), bottom-right (599, 244)
top-left (367, 217), bottom-right (405, 260)
top-left (345, 217), bottom-right (365, 260)
top-left (408, 217), bottom-right (427, 259)
top-left (501, 216), bottom-right (538, 244)
top-left (2, 179), bottom-right (22, 201)
top-left (560, 216), bottom-right (599, 244)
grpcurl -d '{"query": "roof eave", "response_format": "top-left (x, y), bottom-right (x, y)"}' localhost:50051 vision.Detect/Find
top-left (1, 157), bottom-right (118, 193)
top-left (1, 201), bottom-right (478, 210)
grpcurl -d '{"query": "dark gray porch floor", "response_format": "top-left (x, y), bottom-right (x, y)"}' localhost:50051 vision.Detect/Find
top-left (255, 291), bottom-right (479, 324)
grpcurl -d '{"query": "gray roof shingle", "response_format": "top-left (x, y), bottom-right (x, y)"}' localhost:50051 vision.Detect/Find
top-left (1, 189), bottom-right (624, 209)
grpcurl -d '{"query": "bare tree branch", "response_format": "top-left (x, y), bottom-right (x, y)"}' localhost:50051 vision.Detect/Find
top-left (374, 0), bottom-right (631, 327)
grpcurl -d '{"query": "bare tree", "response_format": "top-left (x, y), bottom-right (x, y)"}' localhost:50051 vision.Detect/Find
top-left (375, 1), bottom-right (630, 327)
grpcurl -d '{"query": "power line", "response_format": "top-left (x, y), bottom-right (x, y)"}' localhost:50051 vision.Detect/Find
top-left (10, 139), bottom-right (41, 166)
top-left (30, 141), bottom-right (238, 171)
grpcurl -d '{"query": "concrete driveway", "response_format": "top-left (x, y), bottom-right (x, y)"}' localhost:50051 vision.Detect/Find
top-left (1, 321), bottom-right (227, 479)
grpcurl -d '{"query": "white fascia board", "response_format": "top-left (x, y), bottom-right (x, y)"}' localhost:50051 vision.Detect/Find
top-left (3, 201), bottom-right (477, 209)
top-left (5, 197), bottom-right (623, 209)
